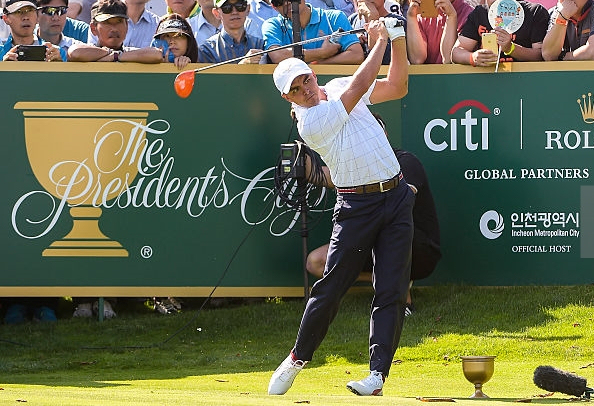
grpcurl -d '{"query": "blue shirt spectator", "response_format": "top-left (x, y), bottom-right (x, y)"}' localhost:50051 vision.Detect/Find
top-left (63, 17), bottom-right (89, 42)
top-left (125, 9), bottom-right (160, 47)
top-left (1, 0), bottom-right (64, 62)
top-left (199, 28), bottom-right (264, 62)
top-left (194, 6), bottom-right (223, 44)
top-left (247, 0), bottom-right (278, 37)
top-left (263, 0), bottom-right (363, 64)
top-left (0, 34), bottom-right (43, 59)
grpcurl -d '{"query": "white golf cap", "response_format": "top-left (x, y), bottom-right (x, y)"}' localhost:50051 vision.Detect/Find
top-left (3, 0), bottom-right (37, 14)
top-left (273, 57), bottom-right (313, 95)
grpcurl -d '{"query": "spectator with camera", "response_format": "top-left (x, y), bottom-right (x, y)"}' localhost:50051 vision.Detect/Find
top-left (405, 0), bottom-right (472, 64)
top-left (67, 0), bottom-right (162, 62)
top-left (1, 0), bottom-right (63, 61)
top-left (263, 0), bottom-right (364, 64)
top-left (199, 0), bottom-right (264, 63)
top-left (451, 0), bottom-right (549, 66)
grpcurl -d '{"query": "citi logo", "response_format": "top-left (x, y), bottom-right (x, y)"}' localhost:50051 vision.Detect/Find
top-left (424, 100), bottom-right (495, 152)
top-left (480, 210), bottom-right (505, 240)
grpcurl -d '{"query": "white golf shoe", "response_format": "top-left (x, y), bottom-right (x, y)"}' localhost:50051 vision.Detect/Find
top-left (346, 371), bottom-right (384, 396)
top-left (268, 354), bottom-right (307, 395)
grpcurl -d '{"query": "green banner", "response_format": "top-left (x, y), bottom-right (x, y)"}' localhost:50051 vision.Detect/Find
top-left (1, 62), bottom-right (592, 296)
top-left (402, 65), bottom-right (594, 285)
top-left (1, 64), bottom-right (349, 297)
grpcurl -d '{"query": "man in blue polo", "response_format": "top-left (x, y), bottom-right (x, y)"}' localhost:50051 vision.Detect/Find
top-left (263, 0), bottom-right (364, 64)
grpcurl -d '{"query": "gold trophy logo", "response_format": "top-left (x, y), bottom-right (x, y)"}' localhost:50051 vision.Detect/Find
top-left (14, 102), bottom-right (159, 257)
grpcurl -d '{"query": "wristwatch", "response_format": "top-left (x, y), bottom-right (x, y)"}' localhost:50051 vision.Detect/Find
top-left (558, 50), bottom-right (568, 60)
top-left (113, 51), bottom-right (122, 62)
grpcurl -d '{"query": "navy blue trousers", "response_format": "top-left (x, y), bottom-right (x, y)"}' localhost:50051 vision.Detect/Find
top-left (293, 180), bottom-right (414, 376)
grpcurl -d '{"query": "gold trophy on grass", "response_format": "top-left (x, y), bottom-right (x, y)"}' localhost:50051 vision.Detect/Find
top-left (14, 102), bottom-right (158, 257)
top-left (461, 355), bottom-right (496, 398)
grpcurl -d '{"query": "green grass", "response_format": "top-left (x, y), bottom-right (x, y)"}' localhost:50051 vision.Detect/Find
top-left (1, 285), bottom-right (594, 405)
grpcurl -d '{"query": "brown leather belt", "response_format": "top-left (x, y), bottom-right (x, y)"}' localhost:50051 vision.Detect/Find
top-left (336, 173), bottom-right (403, 194)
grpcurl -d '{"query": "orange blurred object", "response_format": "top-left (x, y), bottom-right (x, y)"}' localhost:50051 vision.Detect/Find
top-left (174, 71), bottom-right (195, 98)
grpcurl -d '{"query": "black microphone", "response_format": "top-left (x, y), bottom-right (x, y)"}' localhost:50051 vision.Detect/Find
top-left (533, 365), bottom-right (592, 398)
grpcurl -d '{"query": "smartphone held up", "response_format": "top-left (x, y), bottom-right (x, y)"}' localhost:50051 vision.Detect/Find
top-left (16, 45), bottom-right (47, 61)
top-left (418, 0), bottom-right (438, 18)
top-left (481, 32), bottom-right (499, 57)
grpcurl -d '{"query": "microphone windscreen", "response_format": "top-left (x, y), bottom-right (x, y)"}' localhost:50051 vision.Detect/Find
top-left (533, 365), bottom-right (587, 397)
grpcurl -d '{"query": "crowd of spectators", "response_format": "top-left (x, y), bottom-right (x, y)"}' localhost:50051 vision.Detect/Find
top-left (0, 0), bottom-right (582, 65)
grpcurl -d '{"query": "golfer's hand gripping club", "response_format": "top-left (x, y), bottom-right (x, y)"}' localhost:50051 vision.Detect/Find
top-left (380, 17), bottom-right (406, 41)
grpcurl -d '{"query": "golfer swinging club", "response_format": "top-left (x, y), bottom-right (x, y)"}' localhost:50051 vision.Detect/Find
top-left (269, 18), bottom-right (414, 396)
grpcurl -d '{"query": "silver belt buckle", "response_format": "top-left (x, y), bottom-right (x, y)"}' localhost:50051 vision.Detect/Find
top-left (379, 180), bottom-right (387, 193)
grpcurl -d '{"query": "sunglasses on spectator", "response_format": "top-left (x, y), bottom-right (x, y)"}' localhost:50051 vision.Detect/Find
top-left (219, 1), bottom-right (247, 13)
top-left (37, 6), bottom-right (68, 16)
top-left (10, 6), bottom-right (36, 15)
top-left (163, 32), bottom-right (186, 38)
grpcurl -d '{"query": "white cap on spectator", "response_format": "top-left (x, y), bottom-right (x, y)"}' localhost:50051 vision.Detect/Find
top-left (4, 0), bottom-right (37, 14)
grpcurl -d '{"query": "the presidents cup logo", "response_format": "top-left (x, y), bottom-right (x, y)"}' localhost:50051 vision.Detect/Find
top-left (12, 101), bottom-right (329, 259)
top-left (480, 210), bottom-right (505, 240)
top-left (13, 102), bottom-right (159, 257)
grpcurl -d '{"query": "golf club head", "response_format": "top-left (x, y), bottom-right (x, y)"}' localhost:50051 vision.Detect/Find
top-left (174, 70), bottom-right (195, 98)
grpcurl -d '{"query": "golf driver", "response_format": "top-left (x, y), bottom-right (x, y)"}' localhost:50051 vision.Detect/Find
top-left (173, 27), bottom-right (365, 98)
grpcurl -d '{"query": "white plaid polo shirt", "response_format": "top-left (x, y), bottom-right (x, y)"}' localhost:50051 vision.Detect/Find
top-left (293, 76), bottom-right (400, 188)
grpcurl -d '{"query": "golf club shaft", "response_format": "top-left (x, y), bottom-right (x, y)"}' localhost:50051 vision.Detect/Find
top-left (191, 28), bottom-right (366, 74)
